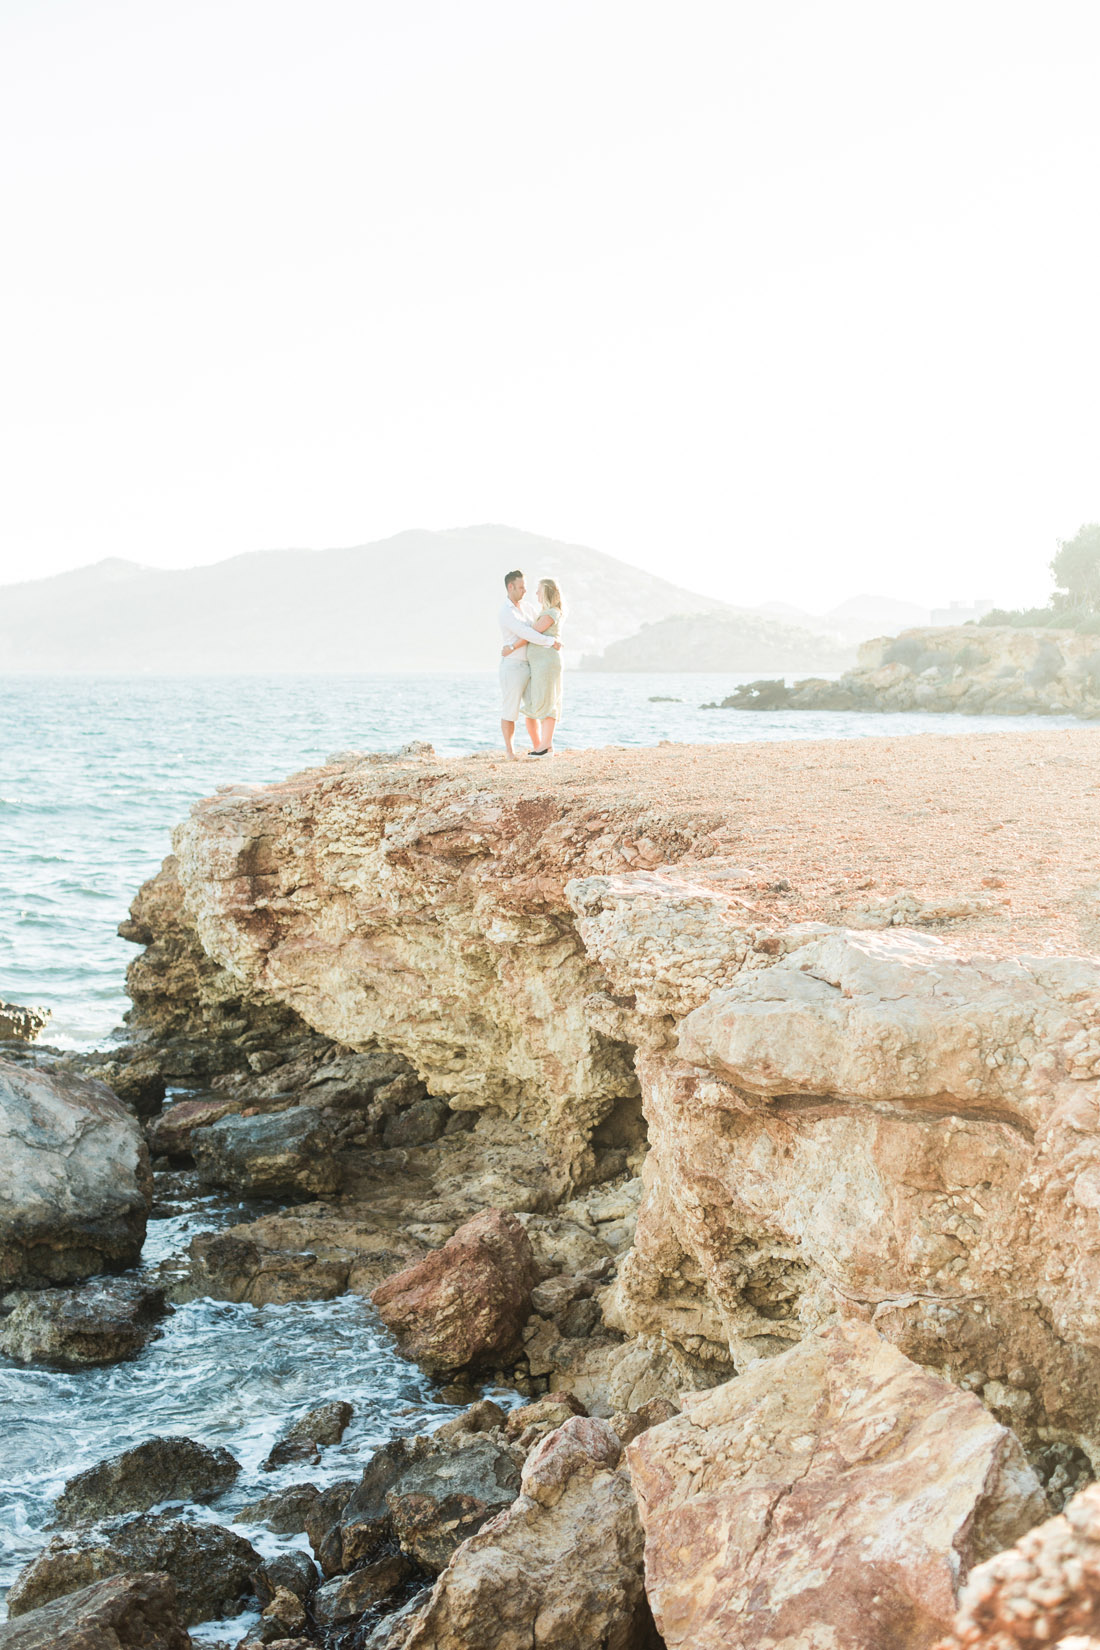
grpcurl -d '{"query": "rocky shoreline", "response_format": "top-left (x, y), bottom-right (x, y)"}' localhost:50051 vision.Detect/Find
top-left (705, 622), bottom-right (1100, 717)
top-left (5, 737), bottom-right (1100, 1647)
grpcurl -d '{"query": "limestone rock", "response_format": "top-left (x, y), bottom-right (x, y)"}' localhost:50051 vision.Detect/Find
top-left (146, 1095), bottom-right (246, 1159)
top-left (0, 1059), bottom-right (151, 1287)
top-left (935, 1481), bottom-right (1100, 1649)
top-left (0, 1570), bottom-right (190, 1649)
top-left (8, 1514), bottom-right (262, 1627)
top-left (311, 1553), bottom-right (416, 1626)
top-left (386, 1436), bottom-right (521, 1572)
top-left (261, 1399), bottom-right (353, 1469)
top-left (240, 1483), bottom-right (320, 1534)
top-left (191, 1106), bottom-right (342, 1197)
top-left (604, 925), bottom-right (1100, 1456)
top-left (54, 1436), bottom-right (240, 1526)
top-left (371, 1209), bottom-right (539, 1375)
top-left (0, 1002), bottom-right (49, 1044)
top-left (628, 1322), bottom-right (1048, 1650)
top-left (165, 1230), bottom-right (349, 1307)
top-left (394, 1416), bottom-right (655, 1650)
top-left (0, 1278), bottom-right (167, 1368)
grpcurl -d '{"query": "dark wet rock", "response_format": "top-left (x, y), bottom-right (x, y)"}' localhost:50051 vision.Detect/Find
top-left (59, 1048), bottom-right (168, 1118)
top-left (358, 1587), bottom-right (434, 1649)
top-left (0, 1570), bottom-right (190, 1650)
top-left (312, 1552), bottom-right (416, 1625)
top-left (371, 1209), bottom-right (540, 1375)
top-left (304, 1479), bottom-right (358, 1577)
top-left (240, 1483), bottom-right (321, 1535)
top-left (0, 1002), bottom-right (49, 1044)
top-left (54, 1436), bottom-right (241, 1526)
top-left (0, 1059), bottom-right (151, 1288)
top-left (192, 1107), bottom-right (342, 1198)
top-left (166, 1231), bottom-right (349, 1307)
top-left (253, 1551), bottom-right (318, 1609)
top-left (7, 1514), bottom-right (262, 1627)
top-left (146, 1096), bottom-right (246, 1159)
top-left (382, 1097), bottom-right (450, 1149)
top-left (328, 1441), bottom-right (433, 1574)
top-left (262, 1400), bottom-right (353, 1470)
top-left (0, 1278), bottom-right (167, 1368)
top-left (386, 1437), bottom-right (522, 1573)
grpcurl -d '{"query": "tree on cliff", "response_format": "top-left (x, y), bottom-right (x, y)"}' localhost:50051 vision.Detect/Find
top-left (981, 522), bottom-right (1100, 632)
top-left (1051, 523), bottom-right (1100, 614)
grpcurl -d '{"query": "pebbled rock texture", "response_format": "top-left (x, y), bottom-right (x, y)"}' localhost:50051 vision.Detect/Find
top-left (53, 1436), bottom-right (240, 1526)
top-left (934, 1481), bottom-right (1100, 1649)
top-left (0, 1059), bottom-right (151, 1288)
top-left (371, 1209), bottom-right (540, 1375)
top-left (0, 1278), bottom-right (166, 1368)
top-left (391, 1416), bottom-right (656, 1650)
top-left (0, 1002), bottom-right (49, 1044)
top-left (628, 1322), bottom-right (1047, 1650)
top-left (0, 1570), bottom-right (191, 1650)
top-left (7, 1514), bottom-right (261, 1627)
top-left (123, 746), bottom-right (1100, 1461)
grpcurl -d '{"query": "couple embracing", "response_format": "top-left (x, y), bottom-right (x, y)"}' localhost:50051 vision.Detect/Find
top-left (498, 568), bottom-right (564, 760)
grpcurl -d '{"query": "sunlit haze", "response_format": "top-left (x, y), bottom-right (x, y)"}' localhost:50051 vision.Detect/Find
top-left (2, 0), bottom-right (1098, 612)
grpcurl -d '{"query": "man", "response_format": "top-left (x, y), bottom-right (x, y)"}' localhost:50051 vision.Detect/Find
top-left (499, 568), bottom-right (561, 759)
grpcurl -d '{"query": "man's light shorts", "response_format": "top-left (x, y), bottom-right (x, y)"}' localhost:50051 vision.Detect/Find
top-left (499, 654), bottom-right (531, 721)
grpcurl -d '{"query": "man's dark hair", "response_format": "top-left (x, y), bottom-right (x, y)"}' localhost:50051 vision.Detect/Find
top-left (504, 568), bottom-right (523, 589)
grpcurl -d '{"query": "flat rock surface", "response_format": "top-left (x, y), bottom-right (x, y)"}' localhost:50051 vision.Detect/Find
top-left (449, 731), bottom-right (1100, 958)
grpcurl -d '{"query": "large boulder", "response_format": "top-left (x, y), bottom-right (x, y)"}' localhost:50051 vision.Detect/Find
top-left (371, 1209), bottom-right (539, 1374)
top-left (391, 1416), bottom-right (655, 1650)
top-left (0, 1278), bottom-right (167, 1368)
top-left (53, 1436), bottom-right (240, 1526)
top-left (261, 1399), bottom-right (353, 1469)
top-left (0, 1059), bottom-right (151, 1287)
top-left (7, 1514), bottom-right (261, 1627)
top-left (190, 1106), bottom-right (341, 1197)
top-left (628, 1321), bottom-right (1048, 1650)
top-left (935, 1481), bottom-right (1100, 1649)
top-left (0, 1570), bottom-right (190, 1650)
top-left (385, 1435), bottom-right (521, 1572)
top-left (165, 1229), bottom-right (350, 1307)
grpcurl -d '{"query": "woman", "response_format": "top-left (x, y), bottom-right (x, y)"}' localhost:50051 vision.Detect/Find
top-left (501, 578), bottom-right (563, 755)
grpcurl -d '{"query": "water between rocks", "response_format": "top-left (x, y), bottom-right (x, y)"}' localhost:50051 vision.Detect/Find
top-left (0, 1154), bottom-right (470, 1641)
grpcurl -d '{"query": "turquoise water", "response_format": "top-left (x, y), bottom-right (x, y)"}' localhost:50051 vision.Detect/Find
top-left (0, 672), bottom-right (1079, 1048)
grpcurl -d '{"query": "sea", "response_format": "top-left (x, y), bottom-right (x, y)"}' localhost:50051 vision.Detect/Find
top-left (0, 671), bottom-right (1081, 1635)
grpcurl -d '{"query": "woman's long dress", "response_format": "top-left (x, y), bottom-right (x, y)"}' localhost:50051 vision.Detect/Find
top-left (524, 606), bottom-right (562, 720)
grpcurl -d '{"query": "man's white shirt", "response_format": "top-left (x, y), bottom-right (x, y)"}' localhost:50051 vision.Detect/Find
top-left (499, 598), bottom-right (555, 649)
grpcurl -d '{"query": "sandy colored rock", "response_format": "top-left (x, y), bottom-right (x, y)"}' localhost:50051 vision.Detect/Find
top-left (606, 923), bottom-right (1100, 1456)
top-left (934, 1481), bottom-right (1100, 1648)
top-left (371, 1208), bottom-right (539, 1375)
top-left (393, 1416), bottom-right (655, 1650)
top-left (629, 1322), bottom-right (1047, 1650)
top-left (748, 624), bottom-right (1100, 718)
top-left (0, 1570), bottom-right (190, 1650)
top-left (126, 736), bottom-right (1100, 1450)
top-left (0, 1059), bottom-right (151, 1288)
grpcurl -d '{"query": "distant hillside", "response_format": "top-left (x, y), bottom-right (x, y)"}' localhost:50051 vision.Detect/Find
top-left (0, 526), bottom-right (737, 673)
top-left (580, 612), bottom-right (856, 674)
top-left (753, 594), bottom-right (931, 646)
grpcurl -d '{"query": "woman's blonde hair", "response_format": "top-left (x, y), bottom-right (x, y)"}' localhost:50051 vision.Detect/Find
top-left (538, 577), bottom-right (563, 612)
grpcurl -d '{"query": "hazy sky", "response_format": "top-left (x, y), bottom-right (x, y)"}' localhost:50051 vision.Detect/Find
top-left (2, 1), bottom-right (1098, 612)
